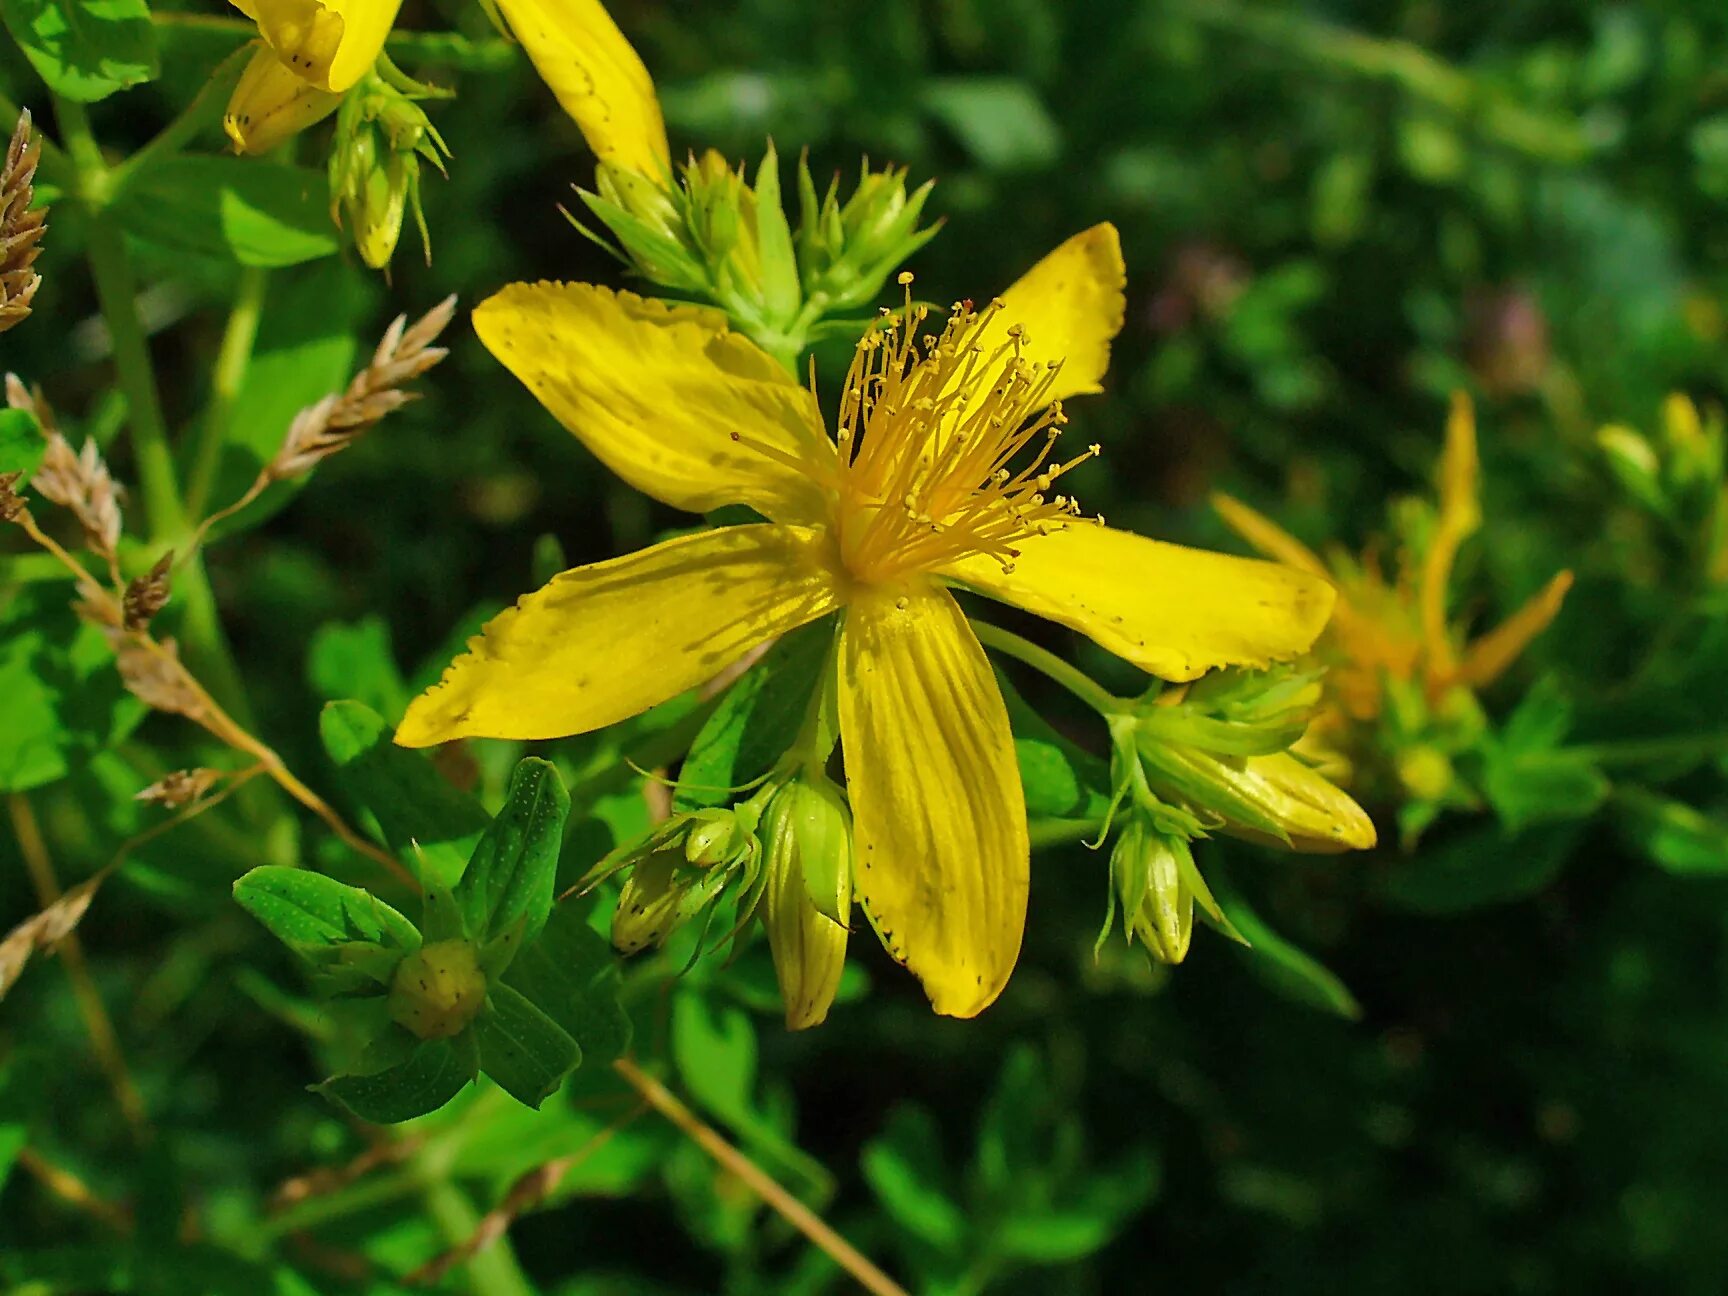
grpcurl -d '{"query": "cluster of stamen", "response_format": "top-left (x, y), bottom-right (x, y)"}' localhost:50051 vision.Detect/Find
top-left (822, 274), bottom-right (1099, 585)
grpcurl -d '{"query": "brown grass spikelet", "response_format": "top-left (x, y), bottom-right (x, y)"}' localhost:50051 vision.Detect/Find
top-left (134, 767), bottom-right (224, 810)
top-left (123, 552), bottom-right (174, 630)
top-left (0, 109), bottom-right (48, 335)
top-left (268, 294), bottom-right (457, 481)
top-left (0, 874), bottom-right (102, 999)
top-left (32, 431), bottom-right (123, 560)
top-left (115, 637), bottom-right (205, 719)
top-left (0, 470), bottom-right (24, 522)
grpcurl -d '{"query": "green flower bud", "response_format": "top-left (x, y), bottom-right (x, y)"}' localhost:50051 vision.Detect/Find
top-left (599, 806), bottom-right (765, 956)
top-left (1109, 817), bottom-right (1194, 965)
top-left (683, 807), bottom-right (750, 869)
top-left (761, 778), bottom-right (853, 1029)
top-left (1137, 737), bottom-right (1377, 854)
top-left (1139, 667), bottom-right (1322, 758)
top-left (327, 63), bottom-right (449, 270)
top-left (387, 939), bottom-right (485, 1040)
top-left (796, 156), bottom-right (939, 313)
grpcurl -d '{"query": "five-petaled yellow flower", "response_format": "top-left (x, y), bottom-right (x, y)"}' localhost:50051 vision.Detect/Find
top-left (396, 226), bottom-right (1337, 1017)
top-left (223, 0), bottom-right (403, 154)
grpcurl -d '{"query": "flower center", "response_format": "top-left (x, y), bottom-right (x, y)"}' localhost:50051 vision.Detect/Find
top-left (826, 280), bottom-right (1099, 586)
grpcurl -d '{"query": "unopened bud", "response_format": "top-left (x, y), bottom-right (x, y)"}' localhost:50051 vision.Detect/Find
top-left (223, 44), bottom-right (341, 156)
top-left (387, 939), bottom-right (485, 1040)
top-left (1110, 817), bottom-right (1194, 965)
top-left (1138, 738), bottom-right (1377, 853)
top-left (761, 779), bottom-right (853, 1029)
top-left (684, 808), bottom-right (748, 868)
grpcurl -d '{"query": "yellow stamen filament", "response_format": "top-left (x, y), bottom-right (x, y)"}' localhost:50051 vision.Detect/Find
top-left (814, 281), bottom-right (1098, 585)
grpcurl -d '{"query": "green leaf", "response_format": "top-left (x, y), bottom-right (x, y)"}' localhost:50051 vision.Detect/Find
top-left (860, 1106), bottom-right (966, 1253)
top-left (306, 616), bottom-right (410, 721)
top-left (996, 671), bottom-right (1113, 820)
top-left (475, 982), bottom-right (582, 1109)
top-left (112, 158), bottom-right (339, 268)
top-left (0, 588), bottom-right (144, 794)
top-left (232, 865), bottom-right (420, 988)
top-left (0, 0), bottom-right (157, 103)
top-left (319, 701), bottom-right (489, 890)
top-left (317, 1038), bottom-right (475, 1124)
top-left (1616, 788), bottom-right (1728, 876)
top-left (920, 77), bottom-right (1061, 172)
top-left (1210, 869), bottom-right (1362, 1020)
top-left (674, 619), bottom-right (834, 811)
top-left (0, 408), bottom-right (44, 484)
top-left (456, 758), bottom-right (569, 947)
top-left (1378, 822), bottom-right (1580, 913)
top-left (671, 992), bottom-right (758, 1130)
top-left (501, 904), bottom-right (631, 1066)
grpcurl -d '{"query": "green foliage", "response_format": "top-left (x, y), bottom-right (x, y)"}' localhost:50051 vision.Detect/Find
top-left (0, 0), bottom-right (155, 103)
top-left (112, 158), bottom-right (341, 268)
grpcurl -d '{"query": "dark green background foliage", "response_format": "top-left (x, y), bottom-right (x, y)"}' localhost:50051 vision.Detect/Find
top-left (5, 2), bottom-right (1728, 1293)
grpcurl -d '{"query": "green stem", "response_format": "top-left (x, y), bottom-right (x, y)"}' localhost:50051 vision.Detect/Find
top-left (1561, 733), bottom-right (1728, 768)
top-left (1028, 817), bottom-right (1103, 849)
top-left (149, 13), bottom-right (516, 72)
top-left (53, 96), bottom-right (185, 541)
top-left (184, 266), bottom-right (269, 521)
top-left (421, 1178), bottom-right (535, 1296)
top-left (0, 552), bottom-right (84, 583)
top-left (109, 45), bottom-right (250, 195)
top-left (969, 620), bottom-right (1123, 715)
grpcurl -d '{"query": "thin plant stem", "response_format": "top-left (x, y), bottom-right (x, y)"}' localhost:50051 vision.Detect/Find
top-left (184, 266), bottom-right (270, 521)
top-left (8, 793), bottom-right (152, 1144)
top-left (1561, 733), bottom-right (1728, 768)
top-left (15, 1147), bottom-right (134, 1233)
top-left (420, 1178), bottom-right (536, 1296)
top-left (108, 46), bottom-right (250, 194)
top-left (969, 620), bottom-right (1124, 715)
top-left (610, 1057), bottom-right (909, 1296)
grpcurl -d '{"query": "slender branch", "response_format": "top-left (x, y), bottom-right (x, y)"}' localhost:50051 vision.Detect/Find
top-left (419, 1178), bottom-right (536, 1296)
top-left (1561, 733), bottom-right (1728, 768)
top-left (610, 1058), bottom-right (908, 1296)
top-left (8, 793), bottom-right (151, 1143)
top-left (969, 619), bottom-right (1124, 715)
top-left (109, 44), bottom-right (251, 193)
top-left (15, 1147), bottom-right (134, 1233)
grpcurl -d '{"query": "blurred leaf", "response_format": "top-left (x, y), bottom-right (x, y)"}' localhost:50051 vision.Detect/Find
top-left (1483, 680), bottom-right (1609, 830)
top-left (317, 1037), bottom-right (474, 1124)
top-left (502, 904), bottom-right (631, 1065)
top-left (1211, 867), bottom-right (1361, 1020)
top-left (1616, 788), bottom-right (1728, 876)
top-left (1378, 822), bottom-right (1581, 913)
top-left (319, 700), bottom-right (488, 890)
top-left (0, 0), bottom-right (157, 103)
top-left (0, 588), bottom-right (143, 793)
top-left (0, 408), bottom-right (44, 483)
top-left (306, 616), bottom-right (410, 720)
top-left (861, 1106), bottom-right (966, 1253)
top-left (457, 757), bottom-right (568, 946)
top-left (674, 619), bottom-right (834, 811)
top-left (996, 670), bottom-right (1113, 820)
top-left (112, 159), bottom-right (339, 268)
top-left (671, 992), bottom-right (757, 1129)
top-left (920, 77), bottom-right (1060, 171)
top-left (475, 982), bottom-right (582, 1109)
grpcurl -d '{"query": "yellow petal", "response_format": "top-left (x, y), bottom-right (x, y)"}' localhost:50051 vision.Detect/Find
top-left (397, 524), bottom-right (843, 746)
top-left (942, 522), bottom-right (1336, 682)
top-left (244, 0), bottom-right (401, 93)
top-left (1455, 570), bottom-right (1573, 690)
top-left (1421, 392), bottom-right (1482, 676)
top-left (223, 44), bottom-right (342, 155)
top-left (1211, 492), bottom-right (1329, 577)
top-left (492, 0), bottom-right (669, 176)
top-left (991, 223), bottom-right (1126, 403)
top-left (839, 586), bottom-right (1027, 1018)
top-left (473, 282), bottom-right (837, 523)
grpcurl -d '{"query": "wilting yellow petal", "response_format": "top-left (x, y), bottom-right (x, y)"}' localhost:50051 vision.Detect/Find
top-left (241, 0), bottom-right (401, 93)
top-left (397, 525), bottom-right (843, 746)
top-left (1455, 570), bottom-right (1573, 690)
top-left (474, 282), bottom-right (837, 523)
top-left (1211, 492), bottom-right (1329, 577)
top-left (988, 223), bottom-right (1126, 403)
top-left (942, 522), bottom-right (1336, 683)
top-left (223, 44), bottom-right (342, 155)
top-left (491, 0), bottom-right (669, 176)
top-left (1421, 392), bottom-right (1482, 678)
top-left (839, 586), bottom-right (1027, 1018)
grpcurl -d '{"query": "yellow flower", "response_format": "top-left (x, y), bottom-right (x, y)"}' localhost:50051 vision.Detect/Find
top-left (397, 225), bottom-right (1335, 1017)
top-left (229, 0), bottom-right (401, 93)
top-left (222, 0), bottom-right (402, 153)
top-left (1216, 393), bottom-right (1572, 738)
top-left (488, 0), bottom-right (669, 176)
